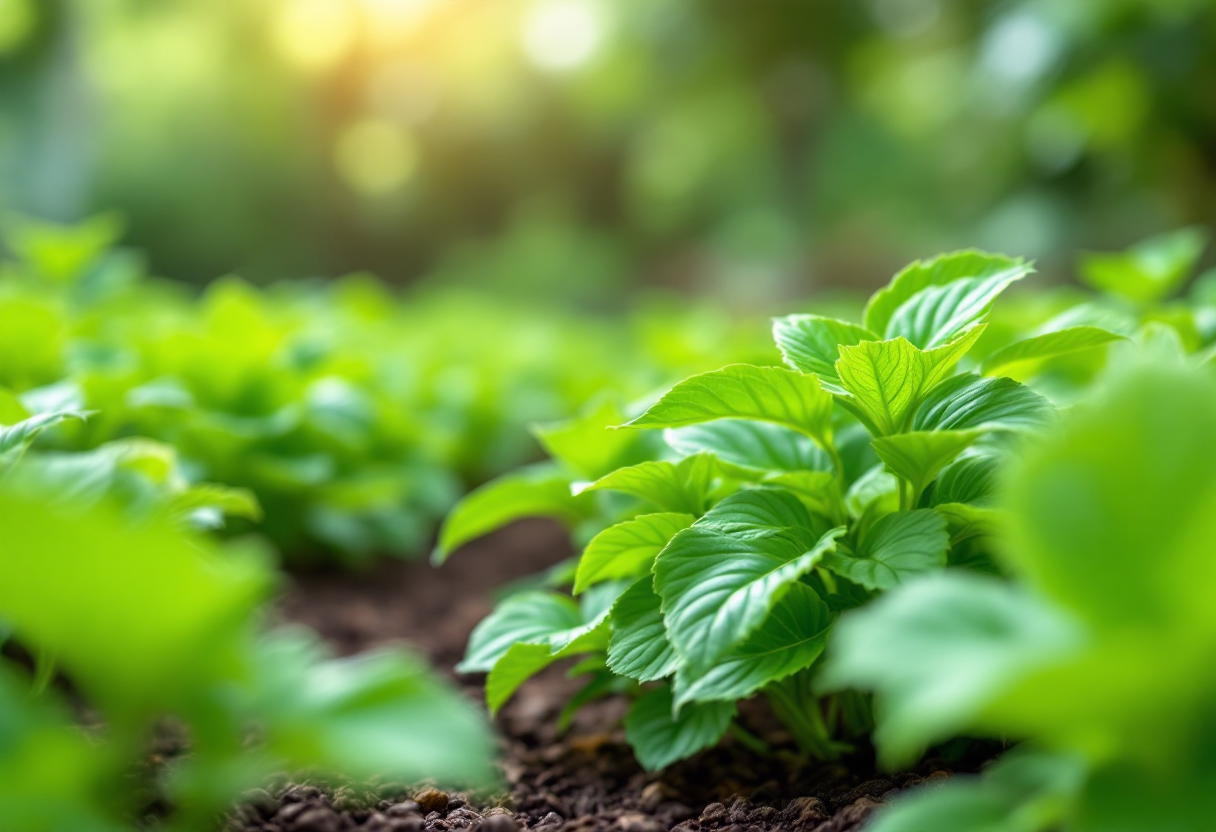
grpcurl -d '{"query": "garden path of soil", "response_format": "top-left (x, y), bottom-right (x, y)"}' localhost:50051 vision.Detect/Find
top-left (242, 519), bottom-right (976, 832)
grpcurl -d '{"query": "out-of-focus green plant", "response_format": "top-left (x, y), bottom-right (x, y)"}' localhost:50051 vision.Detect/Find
top-left (0, 421), bottom-right (494, 831)
top-left (975, 226), bottom-right (1213, 401)
top-left (0, 216), bottom-right (770, 565)
top-left (437, 249), bottom-right (1063, 770)
top-left (820, 350), bottom-right (1216, 831)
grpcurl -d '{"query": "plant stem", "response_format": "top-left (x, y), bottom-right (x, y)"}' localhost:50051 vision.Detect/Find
top-left (730, 723), bottom-right (772, 755)
top-left (827, 444), bottom-right (846, 488)
top-left (32, 647), bottom-right (56, 696)
top-left (765, 674), bottom-right (849, 761)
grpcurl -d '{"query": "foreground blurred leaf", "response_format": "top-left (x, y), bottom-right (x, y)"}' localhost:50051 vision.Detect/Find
top-left (819, 572), bottom-right (1083, 767)
top-left (0, 489), bottom-right (271, 722)
top-left (868, 749), bottom-right (1085, 832)
top-left (253, 630), bottom-right (495, 785)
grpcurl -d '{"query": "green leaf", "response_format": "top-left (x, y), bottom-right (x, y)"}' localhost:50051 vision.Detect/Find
top-left (578, 453), bottom-right (715, 515)
top-left (252, 631), bottom-right (495, 784)
top-left (981, 326), bottom-right (1126, 376)
top-left (434, 465), bottom-right (591, 563)
top-left (655, 519), bottom-right (844, 671)
top-left (665, 420), bottom-right (830, 477)
top-left (885, 266), bottom-right (1032, 349)
top-left (819, 572), bottom-right (1083, 767)
top-left (692, 487), bottom-right (823, 542)
top-left (1073, 761), bottom-right (1216, 832)
top-left (623, 686), bottom-right (735, 771)
top-left (607, 578), bottom-right (681, 682)
top-left (0, 386), bottom-right (29, 424)
top-left (868, 749), bottom-right (1085, 832)
top-left (533, 397), bottom-right (639, 480)
top-left (844, 464), bottom-right (898, 519)
top-left (0, 408), bottom-right (87, 462)
top-left (0, 664), bottom-right (130, 832)
top-left (835, 338), bottom-right (926, 436)
top-left (170, 483), bottom-right (263, 522)
top-left (464, 585), bottom-right (621, 711)
top-left (574, 513), bottom-right (695, 594)
top-left (771, 315), bottom-right (878, 383)
top-left (819, 509), bottom-right (948, 591)
top-left (1079, 227), bottom-right (1208, 303)
top-left (912, 375), bottom-right (1053, 433)
top-left (674, 583), bottom-right (833, 706)
top-left (872, 430), bottom-right (984, 500)
top-left (931, 450), bottom-right (1000, 506)
top-left (458, 591), bottom-right (582, 673)
top-left (934, 502), bottom-right (1003, 545)
top-left (1005, 359), bottom-right (1216, 631)
top-left (0, 488), bottom-right (272, 721)
top-left (761, 471), bottom-right (842, 519)
top-left (920, 323), bottom-right (988, 388)
top-left (628, 364), bottom-right (835, 448)
top-left (864, 251), bottom-right (1028, 336)
top-left (486, 643), bottom-right (556, 714)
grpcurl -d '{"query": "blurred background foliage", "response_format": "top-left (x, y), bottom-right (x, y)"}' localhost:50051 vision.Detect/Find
top-left (1, 0), bottom-right (1214, 307)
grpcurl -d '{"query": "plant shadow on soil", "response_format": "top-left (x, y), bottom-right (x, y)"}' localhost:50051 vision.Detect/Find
top-left (250, 519), bottom-right (995, 832)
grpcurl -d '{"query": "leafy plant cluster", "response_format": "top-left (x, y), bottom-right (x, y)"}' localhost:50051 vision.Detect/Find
top-left (0, 405), bottom-right (495, 830)
top-left (825, 350), bottom-right (1216, 832)
top-left (0, 215), bottom-right (770, 565)
top-left (438, 249), bottom-right (1060, 768)
top-left (439, 227), bottom-right (1216, 777)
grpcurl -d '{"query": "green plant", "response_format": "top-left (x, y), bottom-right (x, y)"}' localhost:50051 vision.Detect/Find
top-left (820, 349), bottom-right (1216, 831)
top-left (0, 405), bottom-right (494, 831)
top-left (0, 216), bottom-right (771, 567)
top-left (438, 250), bottom-right (1076, 770)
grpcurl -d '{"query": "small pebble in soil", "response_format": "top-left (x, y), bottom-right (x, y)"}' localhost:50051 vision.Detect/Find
top-left (480, 814), bottom-right (520, 832)
top-left (415, 789), bottom-right (451, 814)
top-left (289, 806), bottom-right (341, 832)
top-left (616, 812), bottom-right (665, 832)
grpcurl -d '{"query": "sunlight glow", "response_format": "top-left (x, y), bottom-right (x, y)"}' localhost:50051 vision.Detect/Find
top-left (520, 0), bottom-right (603, 72)
top-left (273, 0), bottom-right (358, 72)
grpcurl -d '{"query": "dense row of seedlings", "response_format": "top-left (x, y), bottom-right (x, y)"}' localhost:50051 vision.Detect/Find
top-left (0, 216), bottom-right (767, 566)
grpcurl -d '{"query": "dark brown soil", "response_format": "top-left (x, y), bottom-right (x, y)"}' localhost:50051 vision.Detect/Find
top-left (244, 520), bottom-right (974, 832)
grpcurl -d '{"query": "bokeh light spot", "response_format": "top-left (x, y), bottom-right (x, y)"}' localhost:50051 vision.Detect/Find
top-left (0, 0), bottom-right (35, 55)
top-left (521, 0), bottom-right (603, 72)
top-left (334, 120), bottom-right (419, 196)
top-left (273, 0), bottom-right (358, 72)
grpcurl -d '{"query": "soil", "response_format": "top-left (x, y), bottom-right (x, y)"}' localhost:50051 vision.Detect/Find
top-left (240, 519), bottom-right (981, 832)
